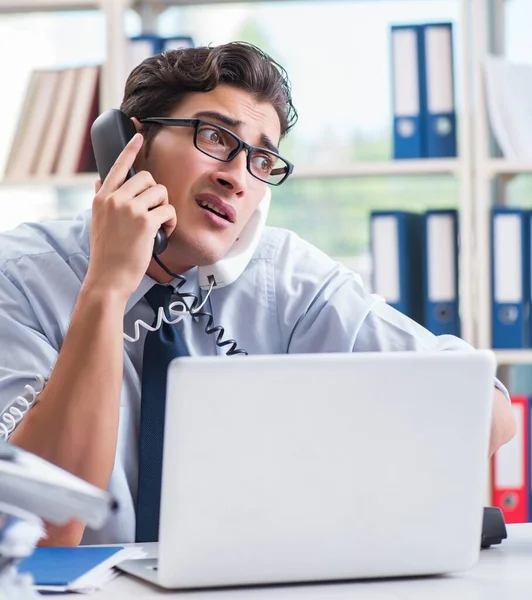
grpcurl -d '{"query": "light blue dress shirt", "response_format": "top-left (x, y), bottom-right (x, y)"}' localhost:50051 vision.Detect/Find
top-left (0, 209), bottom-right (508, 544)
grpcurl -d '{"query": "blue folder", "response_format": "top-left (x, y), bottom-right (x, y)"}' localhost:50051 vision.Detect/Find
top-left (370, 210), bottom-right (424, 324)
top-left (161, 35), bottom-right (195, 51)
top-left (421, 22), bottom-right (457, 158)
top-left (18, 546), bottom-right (125, 591)
top-left (390, 24), bottom-right (427, 159)
top-left (422, 209), bottom-right (460, 336)
top-left (128, 34), bottom-right (163, 55)
top-left (491, 208), bottom-right (530, 348)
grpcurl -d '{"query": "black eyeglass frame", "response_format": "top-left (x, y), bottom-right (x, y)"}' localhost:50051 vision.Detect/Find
top-left (139, 117), bottom-right (294, 186)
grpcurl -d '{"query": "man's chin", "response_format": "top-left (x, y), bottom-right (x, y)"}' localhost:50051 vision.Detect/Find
top-left (196, 248), bottom-right (229, 267)
top-left (171, 229), bottom-right (235, 268)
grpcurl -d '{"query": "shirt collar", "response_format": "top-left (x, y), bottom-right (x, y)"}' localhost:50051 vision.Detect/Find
top-left (125, 275), bottom-right (155, 315)
top-left (124, 267), bottom-right (200, 316)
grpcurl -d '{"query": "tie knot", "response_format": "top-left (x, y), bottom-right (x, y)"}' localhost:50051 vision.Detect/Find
top-left (144, 284), bottom-right (174, 316)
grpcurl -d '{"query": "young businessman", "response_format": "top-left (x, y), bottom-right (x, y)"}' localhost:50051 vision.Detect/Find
top-left (0, 43), bottom-right (515, 546)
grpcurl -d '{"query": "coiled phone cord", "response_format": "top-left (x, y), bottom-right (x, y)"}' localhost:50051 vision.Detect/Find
top-left (1, 255), bottom-right (247, 440)
top-left (124, 254), bottom-right (248, 356)
top-left (0, 375), bottom-right (46, 440)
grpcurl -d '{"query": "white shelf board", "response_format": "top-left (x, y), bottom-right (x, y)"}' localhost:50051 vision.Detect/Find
top-left (0, 173), bottom-right (97, 188)
top-left (291, 159), bottom-right (460, 180)
top-left (0, 0), bottom-right (463, 11)
top-left (0, 160), bottom-right (460, 188)
top-left (0, 0), bottom-right (350, 11)
top-left (494, 350), bottom-right (532, 365)
top-left (487, 159), bottom-right (532, 176)
top-left (141, 0), bottom-right (412, 4)
top-left (0, 0), bottom-right (98, 11)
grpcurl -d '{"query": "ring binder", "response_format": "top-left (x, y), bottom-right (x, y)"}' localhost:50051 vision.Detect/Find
top-left (0, 375), bottom-right (46, 441)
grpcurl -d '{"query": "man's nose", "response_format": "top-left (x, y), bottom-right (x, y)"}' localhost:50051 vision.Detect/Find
top-left (213, 150), bottom-right (248, 193)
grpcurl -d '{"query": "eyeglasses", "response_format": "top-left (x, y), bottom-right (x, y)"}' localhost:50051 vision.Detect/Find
top-left (139, 117), bottom-right (294, 186)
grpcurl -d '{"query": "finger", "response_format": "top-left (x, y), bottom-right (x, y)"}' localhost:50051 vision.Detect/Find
top-left (99, 132), bottom-right (143, 196)
top-left (148, 204), bottom-right (177, 239)
top-left (117, 169), bottom-right (157, 202)
top-left (94, 179), bottom-right (102, 194)
top-left (131, 184), bottom-right (169, 213)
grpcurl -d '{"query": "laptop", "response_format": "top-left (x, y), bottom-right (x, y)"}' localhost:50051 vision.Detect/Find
top-left (118, 350), bottom-right (495, 589)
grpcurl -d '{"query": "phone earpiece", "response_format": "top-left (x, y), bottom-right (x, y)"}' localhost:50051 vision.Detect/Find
top-left (153, 229), bottom-right (168, 256)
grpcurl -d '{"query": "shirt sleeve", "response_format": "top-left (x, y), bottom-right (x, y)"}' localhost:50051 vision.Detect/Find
top-left (0, 269), bottom-right (58, 439)
top-left (273, 230), bottom-right (510, 401)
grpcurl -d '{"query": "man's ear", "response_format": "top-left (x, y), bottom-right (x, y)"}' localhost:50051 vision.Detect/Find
top-left (130, 116), bottom-right (143, 133)
top-left (130, 117), bottom-right (146, 170)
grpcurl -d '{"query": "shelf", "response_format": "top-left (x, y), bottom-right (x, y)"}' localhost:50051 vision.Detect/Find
top-left (140, 0), bottom-right (415, 4)
top-left (0, 0), bottom-right (349, 11)
top-left (0, 160), bottom-right (461, 188)
top-left (0, 173), bottom-right (97, 188)
top-left (291, 159), bottom-right (460, 180)
top-left (0, 0), bottom-right (470, 12)
top-left (494, 350), bottom-right (532, 365)
top-left (0, 0), bottom-right (98, 11)
top-left (487, 159), bottom-right (532, 177)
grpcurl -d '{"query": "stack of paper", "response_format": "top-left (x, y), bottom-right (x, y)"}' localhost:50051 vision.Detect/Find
top-left (484, 54), bottom-right (532, 159)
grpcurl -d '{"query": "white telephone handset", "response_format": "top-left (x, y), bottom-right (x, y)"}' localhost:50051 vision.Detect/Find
top-left (198, 187), bottom-right (271, 290)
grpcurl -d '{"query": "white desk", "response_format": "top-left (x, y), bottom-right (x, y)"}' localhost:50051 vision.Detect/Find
top-left (53, 523), bottom-right (532, 599)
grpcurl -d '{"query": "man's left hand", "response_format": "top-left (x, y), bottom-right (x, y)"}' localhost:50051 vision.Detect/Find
top-left (489, 389), bottom-right (517, 457)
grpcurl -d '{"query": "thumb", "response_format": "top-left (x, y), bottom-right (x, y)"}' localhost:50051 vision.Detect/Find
top-left (94, 179), bottom-right (102, 194)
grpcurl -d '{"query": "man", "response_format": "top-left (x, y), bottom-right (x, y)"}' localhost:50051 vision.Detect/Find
top-left (0, 42), bottom-right (515, 547)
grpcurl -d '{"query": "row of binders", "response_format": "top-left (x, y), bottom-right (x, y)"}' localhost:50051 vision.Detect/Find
top-left (370, 207), bottom-right (532, 348)
top-left (390, 22), bottom-right (457, 159)
top-left (369, 209), bottom-right (460, 337)
top-left (492, 395), bottom-right (531, 524)
top-left (4, 34), bottom-right (194, 180)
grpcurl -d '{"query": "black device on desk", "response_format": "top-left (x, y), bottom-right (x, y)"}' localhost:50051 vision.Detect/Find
top-left (481, 506), bottom-right (507, 548)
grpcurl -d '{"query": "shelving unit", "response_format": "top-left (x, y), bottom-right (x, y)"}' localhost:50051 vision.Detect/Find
top-left (470, 0), bottom-right (532, 371)
top-left (1, 0), bottom-right (525, 362)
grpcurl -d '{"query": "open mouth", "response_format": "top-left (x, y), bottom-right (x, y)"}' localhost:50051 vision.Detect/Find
top-left (197, 200), bottom-right (230, 221)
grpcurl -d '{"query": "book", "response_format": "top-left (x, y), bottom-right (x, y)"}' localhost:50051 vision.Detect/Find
top-left (34, 68), bottom-right (78, 176)
top-left (5, 70), bottom-right (59, 179)
top-left (54, 65), bottom-right (100, 175)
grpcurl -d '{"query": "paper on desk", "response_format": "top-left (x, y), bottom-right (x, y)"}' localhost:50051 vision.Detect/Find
top-left (23, 546), bottom-right (146, 594)
top-left (484, 54), bottom-right (532, 159)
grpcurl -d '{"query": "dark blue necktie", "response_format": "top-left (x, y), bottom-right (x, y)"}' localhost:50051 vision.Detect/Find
top-left (135, 284), bottom-right (189, 543)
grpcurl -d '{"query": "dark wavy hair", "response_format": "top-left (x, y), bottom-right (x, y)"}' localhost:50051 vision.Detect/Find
top-left (120, 41), bottom-right (298, 153)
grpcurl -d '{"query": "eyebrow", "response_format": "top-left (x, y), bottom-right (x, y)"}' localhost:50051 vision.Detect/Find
top-left (192, 110), bottom-right (280, 154)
